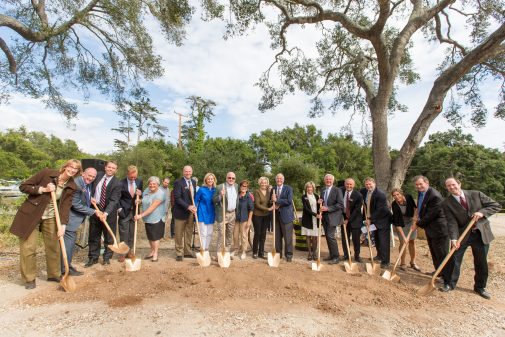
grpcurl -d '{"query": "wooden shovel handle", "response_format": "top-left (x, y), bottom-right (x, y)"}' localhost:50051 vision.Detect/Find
top-left (133, 194), bottom-right (139, 254)
top-left (222, 186), bottom-right (226, 252)
top-left (271, 190), bottom-right (276, 255)
top-left (91, 201), bottom-right (118, 245)
top-left (189, 185), bottom-right (204, 253)
top-left (365, 222), bottom-right (376, 267)
top-left (50, 191), bottom-right (70, 275)
top-left (391, 227), bottom-right (414, 274)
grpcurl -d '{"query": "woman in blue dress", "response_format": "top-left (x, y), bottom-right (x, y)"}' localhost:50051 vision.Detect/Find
top-left (193, 173), bottom-right (216, 250)
top-left (135, 176), bottom-right (166, 262)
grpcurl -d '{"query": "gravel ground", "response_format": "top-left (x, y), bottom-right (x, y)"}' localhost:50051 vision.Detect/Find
top-left (1, 214), bottom-right (504, 337)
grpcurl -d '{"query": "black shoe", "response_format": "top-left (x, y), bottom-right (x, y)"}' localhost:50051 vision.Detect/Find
top-left (474, 288), bottom-right (491, 299)
top-left (380, 262), bottom-right (390, 269)
top-left (323, 256), bottom-right (333, 261)
top-left (84, 258), bottom-right (98, 268)
top-left (260, 256), bottom-right (267, 260)
top-left (176, 256), bottom-right (183, 262)
top-left (102, 259), bottom-right (110, 265)
top-left (328, 258), bottom-right (340, 265)
top-left (286, 256), bottom-right (293, 262)
top-left (307, 254), bottom-right (313, 261)
top-left (439, 284), bottom-right (453, 292)
top-left (252, 254), bottom-right (258, 259)
top-left (343, 255), bottom-right (349, 261)
top-left (373, 256), bottom-right (381, 262)
top-left (25, 281), bottom-right (36, 289)
top-left (47, 277), bottom-right (61, 283)
top-left (355, 257), bottom-right (362, 263)
top-left (68, 268), bottom-right (84, 276)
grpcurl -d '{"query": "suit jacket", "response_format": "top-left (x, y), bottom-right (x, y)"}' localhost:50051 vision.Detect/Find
top-left (321, 185), bottom-right (344, 227)
top-left (92, 173), bottom-right (121, 218)
top-left (391, 194), bottom-right (416, 227)
top-left (362, 188), bottom-right (391, 229)
top-left (343, 190), bottom-right (364, 229)
top-left (67, 176), bottom-right (96, 232)
top-left (443, 190), bottom-right (501, 245)
top-left (173, 177), bottom-right (197, 220)
top-left (271, 184), bottom-right (295, 224)
top-left (417, 187), bottom-right (448, 238)
top-left (10, 168), bottom-right (77, 240)
top-left (118, 177), bottom-right (143, 218)
top-left (213, 182), bottom-right (239, 223)
top-left (301, 193), bottom-right (320, 229)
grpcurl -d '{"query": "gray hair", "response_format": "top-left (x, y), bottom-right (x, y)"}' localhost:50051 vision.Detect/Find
top-left (147, 176), bottom-right (161, 185)
top-left (412, 175), bottom-right (429, 184)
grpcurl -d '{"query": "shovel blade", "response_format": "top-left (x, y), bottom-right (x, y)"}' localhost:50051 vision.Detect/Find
top-left (268, 252), bottom-right (280, 267)
top-left (366, 263), bottom-right (381, 276)
top-left (344, 262), bottom-right (359, 274)
top-left (60, 275), bottom-right (76, 292)
top-left (109, 242), bottom-right (130, 255)
top-left (196, 251), bottom-right (211, 267)
top-left (391, 274), bottom-right (401, 283)
top-left (311, 260), bottom-right (322, 271)
top-left (217, 251), bottom-right (231, 268)
top-left (382, 270), bottom-right (392, 280)
top-left (418, 282), bottom-right (436, 296)
top-left (125, 257), bottom-right (142, 272)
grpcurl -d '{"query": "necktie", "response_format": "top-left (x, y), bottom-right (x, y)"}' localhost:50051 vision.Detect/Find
top-left (129, 180), bottom-right (134, 197)
top-left (85, 185), bottom-right (91, 207)
top-left (278, 186), bottom-right (282, 198)
top-left (346, 191), bottom-right (351, 219)
top-left (366, 191), bottom-right (371, 218)
top-left (460, 196), bottom-right (468, 210)
top-left (99, 178), bottom-right (107, 209)
top-left (417, 192), bottom-right (425, 217)
top-left (324, 188), bottom-right (330, 205)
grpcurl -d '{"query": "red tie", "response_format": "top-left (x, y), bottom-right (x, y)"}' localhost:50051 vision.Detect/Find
top-left (99, 178), bottom-right (108, 209)
top-left (460, 196), bottom-right (468, 210)
top-left (129, 180), bottom-right (134, 197)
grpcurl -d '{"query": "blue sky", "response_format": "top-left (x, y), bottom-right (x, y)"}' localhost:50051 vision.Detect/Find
top-left (1, 7), bottom-right (504, 154)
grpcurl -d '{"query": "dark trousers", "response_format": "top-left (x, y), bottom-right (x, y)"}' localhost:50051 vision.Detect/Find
top-left (119, 211), bottom-right (135, 253)
top-left (374, 226), bottom-right (391, 264)
top-left (88, 213), bottom-right (117, 260)
top-left (252, 214), bottom-right (269, 256)
top-left (427, 234), bottom-right (453, 283)
top-left (342, 225), bottom-right (361, 258)
top-left (323, 222), bottom-right (339, 259)
top-left (450, 230), bottom-right (489, 290)
top-left (274, 216), bottom-right (293, 258)
top-left (170, 207), bottom-right (175, 237)
top-left (61, 229), bottom-right (77, 272)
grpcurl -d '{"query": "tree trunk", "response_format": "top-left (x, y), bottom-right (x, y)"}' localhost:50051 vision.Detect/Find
top-left (370, 99), bottom-right (391, 190)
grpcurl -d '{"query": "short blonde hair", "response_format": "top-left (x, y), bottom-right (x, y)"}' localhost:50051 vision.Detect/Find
top-left (203, 173), bottom-right (217, 187)
top-left (258, 176), bottom-right (269, 185)
top-left (304, 181), bottom-right (316, 192)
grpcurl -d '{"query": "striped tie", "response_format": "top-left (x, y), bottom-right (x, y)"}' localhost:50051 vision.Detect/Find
top-left (99, 178), bottom-right (108, 209)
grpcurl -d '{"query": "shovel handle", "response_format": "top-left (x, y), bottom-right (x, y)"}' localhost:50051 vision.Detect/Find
top-left (365, 222), bottom-right (376, 267)
top-left (91, 201), bottom-right (119, 246)
top-left (390, 227), bottom-right (414, 274)
top-left (222, 186), bottom-right (226, 249)
top-left (189, 185), bottom-right (205, 251)
top-left (133, 194), bottom-right (139, 255)
top-left (50, 191), bottom-right (70, 276)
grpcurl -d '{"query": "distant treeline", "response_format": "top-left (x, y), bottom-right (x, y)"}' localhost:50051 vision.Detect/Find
top-left (1, 125), bottom-right (504, 205)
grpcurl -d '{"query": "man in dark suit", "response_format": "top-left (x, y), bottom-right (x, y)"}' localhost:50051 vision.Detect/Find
top-left (342, 178), bottom-right (364, 262)
top-left (320, 174), bottom-right (344, 265)
top-left (363, 177), bottom-right (392, 268)
top-left (172, 165), bottom-right (197, 261)
top-left (271, 173), bottom-right (295, 262)
top-left (85, 160), bottom-right (121, 267)
top-left (411, 175), bottom-right (452, 290)
top-left (117, 165), bottom-right (143, 262)
top-left (63, 167), bottom-right (101, 275)
top-left (442, 177), bottom-right (501, 299)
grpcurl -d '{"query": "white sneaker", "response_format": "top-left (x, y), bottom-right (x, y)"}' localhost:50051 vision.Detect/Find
top-left (240, 252), bottom-right (246, 260)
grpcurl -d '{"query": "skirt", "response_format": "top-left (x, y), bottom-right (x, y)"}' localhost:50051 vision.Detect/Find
top-left (302, 223), bottom-right (318, 237)
top-left (400, 218), bottom-right (417, 242)
top-left (145, 219), bottom-right (165, 241)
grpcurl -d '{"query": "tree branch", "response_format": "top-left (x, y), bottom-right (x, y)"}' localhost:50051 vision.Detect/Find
top-left (0, 37), bottom-right (16, 73)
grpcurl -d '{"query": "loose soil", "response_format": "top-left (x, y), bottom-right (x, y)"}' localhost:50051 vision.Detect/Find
top-left (1, 215), bottom-right (505, 336)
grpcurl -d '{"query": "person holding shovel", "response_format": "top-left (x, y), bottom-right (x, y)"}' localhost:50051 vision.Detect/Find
top-left (213, 172), bottom-right (239, 258)
top-left (252, 177), bottom-right (273, 259)
top-left (135, 176), bottom-right (166, 262)
top-left (10, 159), bottom-right (81, 289)
top-left (193, 173), bottom-right (216, 251)
top-left (391, 188), bottom-right (420, 271)
top-left (301, 181), bottom-right (320, 261)
top-left (271, 173), bottom-right (295, 262)
top-left (235, 180), bottom-right (254, 260)
top-left (173, 166), bottom-right (197, 261)
top-left (320, 174), bottom-right (344, 265)
top-left (341, 178), bottom-right (364, 263)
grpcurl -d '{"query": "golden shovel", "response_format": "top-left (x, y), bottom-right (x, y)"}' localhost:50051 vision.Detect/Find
top-left (189, 185), bottom-right (211, 267)
top-left (311, 208), bottom-right (323, 271)
top-left (51, 191), bottom-right (76, 292)
top-left (382, 227), bottom-right (414, 282)
top-left (365, 222), bottom-right (381, 275)
top-left (92, 201), bottom-right (130, 255)
top-left (125, 194), bottom-right (141, 272)
top-left (343, 222), bottom-right (359, 274)
top-left (268, 190), bottom-right (280, 267)
top-left (217, 186), bottom-right (230, 268)
top-left (418, 217), bottom-right (477, 296)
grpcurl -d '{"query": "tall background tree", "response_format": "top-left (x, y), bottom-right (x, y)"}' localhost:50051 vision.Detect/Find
top-left (0, 0), bottom-right (194, 118)
top-left (181, 95), bottom-right (216, 154)
top-left (220, 0), bottom-right (505, 192)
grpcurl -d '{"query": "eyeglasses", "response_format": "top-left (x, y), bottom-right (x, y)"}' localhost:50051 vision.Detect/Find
top-left (227, 177), bottom-right (236, 180)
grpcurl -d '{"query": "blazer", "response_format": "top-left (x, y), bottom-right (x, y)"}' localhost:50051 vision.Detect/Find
top-left (320, 185), bottom-right (344, 227)
top-left (391, 194), bottom-right (416, 228)
top-left (362, 188), bottom-right (391, 229)
top-left (301, 193), bottom-right (320, 229)
top-left (343, 189), bottom-right (364, 229)
top-left (442, 190), bottom-right (501, 245)
top-left (417, 187), bottom-right (448, 238)
top-left (92, 172), bottom-right (121, 217)
top-left (173, 177), bottom-right (197, 220)
top-left (67, 175), bottom-right (96, 232)
top-left (10, 168), bottom-right (77, 240)
top-left (271, 184), bottom-right (295, 224)
top-left (213, 183), bottom-right (239, 223)
top-left (118, 177), bottom-right (143, 218)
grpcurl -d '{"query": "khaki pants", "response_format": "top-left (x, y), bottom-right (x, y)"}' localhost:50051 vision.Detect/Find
top-left (216, 211), bottom-right (236, 253)
top-left (20, 217), bottom-right (61, 283)
top-left (235, 221), bottom-right (251, 253)
top-left (174, 215), bottom-right (194, 257)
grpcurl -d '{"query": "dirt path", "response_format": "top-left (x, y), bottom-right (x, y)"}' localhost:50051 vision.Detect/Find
top-left (1, 215), bottom-right (505, 336)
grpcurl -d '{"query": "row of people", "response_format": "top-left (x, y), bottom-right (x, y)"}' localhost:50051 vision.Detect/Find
top-left (10, 161), bottom-right (501, 301)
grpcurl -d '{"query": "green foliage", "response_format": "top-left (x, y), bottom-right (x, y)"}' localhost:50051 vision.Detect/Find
top-left (182, 96), bottom-right (216, 154)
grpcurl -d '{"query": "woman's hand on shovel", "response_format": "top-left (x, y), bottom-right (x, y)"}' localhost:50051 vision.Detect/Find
top-left (57, 225), bottom-right (66, 238)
